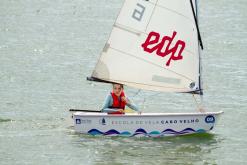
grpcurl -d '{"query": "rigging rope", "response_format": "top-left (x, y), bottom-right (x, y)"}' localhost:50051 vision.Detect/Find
top-left (131, 90), bottom-right (162, 111)
top-left (192, 94), bottom-right (205, 112)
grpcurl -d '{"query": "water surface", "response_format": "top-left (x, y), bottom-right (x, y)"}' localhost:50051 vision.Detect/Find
top-left (0, 0), bottom-right (246, 164)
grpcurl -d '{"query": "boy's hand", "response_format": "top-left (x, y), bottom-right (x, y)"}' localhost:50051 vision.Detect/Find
top-left (121, 96), bottom-right (129, 104)
top-left (117, 109), bottom-right (125, 113)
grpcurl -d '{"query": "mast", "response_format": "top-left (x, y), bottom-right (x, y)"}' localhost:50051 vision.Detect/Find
top-left (196, 0), bottom-right (204, 96)
top-left (189, 0), bottom-right (203, 95)
top-left (196, 0), bottom-right (203, 96)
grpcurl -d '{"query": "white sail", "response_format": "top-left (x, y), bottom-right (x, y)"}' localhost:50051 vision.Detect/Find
top-left (91, 0), bottom-right (202, 93)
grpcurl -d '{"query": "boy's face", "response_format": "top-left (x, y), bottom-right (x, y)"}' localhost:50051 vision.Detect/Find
top-left (113, 84), bottom-right (122, 96)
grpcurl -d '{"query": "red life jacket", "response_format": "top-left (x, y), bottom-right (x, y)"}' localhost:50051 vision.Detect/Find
top-left (109, 91), bottom-right (126, 114)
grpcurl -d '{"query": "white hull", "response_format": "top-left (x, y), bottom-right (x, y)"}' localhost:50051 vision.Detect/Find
top-left (73, 111), bottom-right (223, 137)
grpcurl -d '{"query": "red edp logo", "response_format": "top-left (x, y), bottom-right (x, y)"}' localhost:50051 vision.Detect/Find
top-left (141, 31), bottom-right (186, 67)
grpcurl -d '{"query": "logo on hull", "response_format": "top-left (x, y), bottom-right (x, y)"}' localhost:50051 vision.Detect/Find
top-left (76, 119), bottom-right (81, 124)
top-left (205, 115), bottom-right (215, 123)
top-left (100, 118), bottom-right (106, 125)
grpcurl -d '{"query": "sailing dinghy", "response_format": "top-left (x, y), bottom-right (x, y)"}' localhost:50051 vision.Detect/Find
top-left (71, 0), bottom-right (223, 137)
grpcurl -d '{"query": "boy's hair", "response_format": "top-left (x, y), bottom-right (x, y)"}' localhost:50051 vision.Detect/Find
top-left (112, 83), bottom-right (124, 89)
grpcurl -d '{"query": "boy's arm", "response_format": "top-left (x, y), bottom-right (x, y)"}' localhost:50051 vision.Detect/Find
top-left (126, 97), bottom-right (139, 112)
top-left (102, 94), bottom-right (119, 113)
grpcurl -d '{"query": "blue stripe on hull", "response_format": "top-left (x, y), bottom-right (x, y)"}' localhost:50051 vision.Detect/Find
top-left (87, 128), bottom-right (207, 137)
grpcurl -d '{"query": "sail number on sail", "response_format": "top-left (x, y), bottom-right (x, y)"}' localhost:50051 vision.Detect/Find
top-left (132, 3), bottom-right (145, 21)
top-left (141, 31), bottom-right (186, 67)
